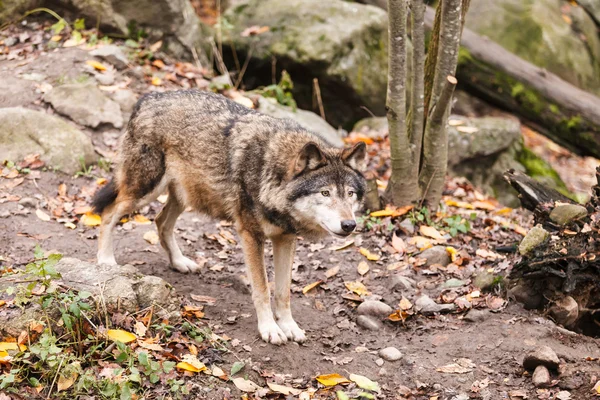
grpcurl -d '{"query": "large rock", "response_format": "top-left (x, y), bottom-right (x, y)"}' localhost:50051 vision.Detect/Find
top-left (549, 204), bottom-right (588, 226)
top-left (0, 107), bottom-right (97, 173)
top-left (466, 0), bottom-right (600, 95)
top-left (257, 96), bottom-right (343, 147)
top-left (223, 0), bottom-right (388, 128)
top-left (578, 0), bottom-right (600, 25)
top-left (44, 82), bottom-right (123, 128)
top-left (0, 257), bottom-right (180, 336)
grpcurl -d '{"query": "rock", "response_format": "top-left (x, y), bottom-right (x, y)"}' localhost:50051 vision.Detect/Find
top-left (18, 197), bottom-right (37, 208)
top-left (418, 246), bottom-right (451, 267)
top-left (94, 71), bottom-right (115, 86)
top-left (379, 347), bottom-right (402, 361)
top-left (415, 295), bottom-right (455, 315)
top-left (90, 45), bottom-right (129, 69)
top-left (549, 296), bottom-right (579, 327)
top-left (472, 270), bottom-right (497, 291)
top-left (519, 224), bottom-right (549, 255)
top-left (523, 346), bottom-right (561, 370)
top-left (466, 0), bottom-right (600, 95)
top-left (0, 107), bottom-right (97, 174)
top-left (390, 275), bottom-right (416, 292)
top-left (110, 89), bottom-right (139, 115)
top-left (442, 278), bottom-right (467, 289)
top-left (356, 315), bottom-right (382, 330)
top-left (134, 276), bottom-right (176, 309)
top-left (398, 218), bottom-right (415, 234)
top-left (0, 76), bottom-right (38, 108)
top-left (44, 82), bottom-right (123, 128)
top-left (464, 309), bottom-right (489, 323)
top-left (256, 96), bottom-right (343, 147)
top-left (375, 358), bottom-right (384, 366)
top-left (549, 204), bottom-right (588, 226)
top-left (509, 284), bottom-right (543, 310)
top-left (0, 0), bottom-right (40, 24)
top-left (357, 300), bottom-right (393, 317)
top-left (223, 0), bottom-right (388, 127)
top-left (578, 0), bottom-right (600, 26)
top-left (532, 365), bottom-right (551, 388)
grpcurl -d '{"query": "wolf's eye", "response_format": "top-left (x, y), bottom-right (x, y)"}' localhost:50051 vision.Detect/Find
top-left (321, 190), bottom-right (330, 197)
top-left (348, 191), bottom-right (354, 197)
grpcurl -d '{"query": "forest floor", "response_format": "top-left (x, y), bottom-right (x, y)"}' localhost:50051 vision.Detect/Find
top-left (1, 18), bottom-right (600, 400)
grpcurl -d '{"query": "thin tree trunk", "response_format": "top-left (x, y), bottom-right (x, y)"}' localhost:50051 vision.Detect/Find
top-left (408, 0), bottom-right (426, 183)
top-left (384, 0), bottom-right (416, 205)
top-left (418, 0), bottom-right (462, 208)
top-left (422, 4), bottom-right (442, 120)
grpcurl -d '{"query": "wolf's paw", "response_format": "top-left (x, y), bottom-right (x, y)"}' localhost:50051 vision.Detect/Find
top-left (258, 321), bottom-right (288, 345)
top-left (97, 256), bottom-right (117, 266)
top-left (171, 256), bottom-right (200, 274)
top-left (277, 318), bottom-right (306, 343)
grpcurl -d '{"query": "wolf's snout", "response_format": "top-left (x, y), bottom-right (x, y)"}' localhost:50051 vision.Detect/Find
top-left (341, 220), bottom-right (357, 233)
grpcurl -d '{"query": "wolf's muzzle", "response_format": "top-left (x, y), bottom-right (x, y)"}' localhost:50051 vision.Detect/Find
top-left (341, 220), bottom-right (357, 233)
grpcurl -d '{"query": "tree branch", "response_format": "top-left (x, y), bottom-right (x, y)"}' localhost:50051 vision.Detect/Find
top-left (430, 75), bottom-right (457, 123)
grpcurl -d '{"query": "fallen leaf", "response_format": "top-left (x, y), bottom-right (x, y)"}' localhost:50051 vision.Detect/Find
top-left (446, 246), bottom-right (459, 262)
top-left (344, 281), bottom-right (370, 296)
top-left (230, 361), bottom-right (245, 376)
top-left (64, 222), bottom-right (76, 230)
top-left (325, 265), bottom-right (340, 278)
top-left (456, 126), bottom-right (479, 133)
top-left (436, 358), bottom-right (475, 374)
top-left (303, 281), bottom-right (323, 294)
top-left (134, 321), bottom-right (147, 337)
top-left (190, 294), bottom-right (217, 305)
top-left (445, 199), bottom-right (475, 209)
top-left (0, 342), bottom-right (26, 351)
top-left (152, 59), bottom-right (165, 69)
top-left (57, 371), bottom-right (78, 391)
top-left (86, 60), bottom-right (107, 71)
top-left (134, 214), bottom-right (151, 225)
top-left (177, 354), bottom-right (207, 373)
top-left (81, 212), bottom-right (101, 227)
top-left (391, 233), bottom-right (406, 254)
top-left (267, 382), bottom-right (302, 396)
top-left (182, 305), bottom-right (204, 319)
top-left (399, 297), bottom-right (413, 310)
top-left (143, 230), bottom-right (159, 245)
top-left (0, 300), bottom-right (5, 307)
top-left (472, 200), bottom-right (496, 211)
top-left (316, 373), bottom-right (351, 386)
top-left (419, 225), bottom-right (445, 240)
top-left (150, 40), bottom-right (163, 52)
top-left (0, 350), bottom-right (8, 358)
top-left (137, 340), bottom-right (163, 352)
top-left (232, 377), bottom-right (262, 392)
top-left (36, 209), bottom-right (51, 222)
top-left (349, 374), bottom-right (380, 393)
top-left (151, 76), bottom-right (162, 86)
top-left (106, 329), bottom-right (136, 343)
top-left (359, 247), bottom-right (380, 261)
top-left (357, 261), bottom-right (369, 276)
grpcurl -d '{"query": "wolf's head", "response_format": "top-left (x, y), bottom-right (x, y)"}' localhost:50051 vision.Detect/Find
top-left (288, 141), bottom-right (367, 238)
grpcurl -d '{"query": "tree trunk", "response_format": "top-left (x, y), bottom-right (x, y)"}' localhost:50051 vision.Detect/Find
top-left (384, 0), bottom-right (417, 205)
top-left (423, 7), bottom-right (600, 159)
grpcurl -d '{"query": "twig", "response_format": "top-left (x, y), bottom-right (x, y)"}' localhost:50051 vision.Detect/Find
top-left (210, 38), bottom-right (231, 83)
top-left (359, 106), bottom-right (376, 118)
top-left (234, 43), bottom-right (255, 89)
top-left (313, 78), bottom-right (326, 120)
top-left (191, 46), bottom-right (203, 71)
top-left (47, 355), bottom-right (65, 399)
top-left (430, 75), bottom-right (457, 123)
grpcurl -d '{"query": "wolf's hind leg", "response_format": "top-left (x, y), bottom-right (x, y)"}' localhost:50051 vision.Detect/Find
top-left (272, 234), bottom-right (306, 342)
top-left (239, 229), bottom-right (288, 345)
top-left (97, 199), bottom-right (134, 265)
top-left (156, 194), bottom-right (200, 273)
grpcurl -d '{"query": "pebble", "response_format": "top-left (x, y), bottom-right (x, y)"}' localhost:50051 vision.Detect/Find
top-left (464, 309), bottom-right (489, 323)
top-left (418, 245), bottom-right (450, 267)
top-left (549, 296), bottom-right (579, 327)
top-left (379, 347), bottom-right (402, 361)
top-left (375, 358), bottom-right (384, 366)
top-left (415, 295), bottom-right (455, 315)
top-left (549, 204), bottom-right (587, 226)
top-left (532, 365), bottom-right (551, 388)
top-left (356, 315), bottom-right (381, 331)
top-left (18, 197), bottom-right (37, 208)
top-left (523, 346), bottom-right (560, 370)
top-left (90, 44), bottom-right (129, 69)
top-left (472, 270), bottom-right (496, 291)
top-left (398, 218), bottom-right (415, 234)
top-left (357, 300), bottom-right (393, 317)
top-left (390, 274), bottom-right (416, 292)
top-left (509, 284), bottom-right (542, 310)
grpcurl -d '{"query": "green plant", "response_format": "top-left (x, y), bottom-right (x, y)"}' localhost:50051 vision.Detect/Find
top-left (357, 212), bottom-right (394, 232)
top-left (74, 156), bottom-right (93, 178)
top-left (442, 214), bottom-right (472, 237)
top-left (252, 70), bottom-right (298, 110)
top-left (97, 158), bottom-right (112, 173)
top-left (410, 207), bottom-right (434, 226)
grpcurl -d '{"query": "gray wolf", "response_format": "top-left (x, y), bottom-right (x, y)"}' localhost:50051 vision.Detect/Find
top-left (92, 90), bottom-right (366, 344)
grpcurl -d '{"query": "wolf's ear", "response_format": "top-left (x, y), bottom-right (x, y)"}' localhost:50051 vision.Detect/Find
top-left (341, 142), bottom-right (366, 171)
top-left (293, 142), bottom-right (327, 175)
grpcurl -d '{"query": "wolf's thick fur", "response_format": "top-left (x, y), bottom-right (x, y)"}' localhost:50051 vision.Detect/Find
top-left (93, 90), bottom-right (366, 344)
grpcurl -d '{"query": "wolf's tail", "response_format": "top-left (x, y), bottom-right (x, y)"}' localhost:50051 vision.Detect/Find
top-left (92, 180), bottom-right (118, 214)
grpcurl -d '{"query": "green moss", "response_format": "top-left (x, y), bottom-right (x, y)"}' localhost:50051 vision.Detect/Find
top-left (509, 81), bottom-right (544, 115)
top-left (457, 47), bottom-right (474, 67)
top-left (549, 104), bottom-right (559, 114)
top-left (517, 147), bottom-right (571, 197)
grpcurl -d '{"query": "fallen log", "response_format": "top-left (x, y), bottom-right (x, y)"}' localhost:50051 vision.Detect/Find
top-left (505, 168), bottom-right (600, 336)
top-left (423, 7), bottom-right (600, 160)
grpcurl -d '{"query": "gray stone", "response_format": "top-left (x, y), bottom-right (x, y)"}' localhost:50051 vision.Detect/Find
top-left (223, 0), bottom-right (388, 127)
top-left (110, 89), bottom-right (139, 115)
top-left (532, 365), bottom-right (551, 388)
top-left (134, 275), bottom-right (175, 309)
top-left (442, 278), bottom-right (467, 289)
top-left (549, 296), bottom-right (579, 327)
top-left (94, 71), bottom-right (115, 86)
top-left (464, 309), bottom-right (489, 323)
top-left (356, 315), bottom-right (382, 330)
top-left (523, 346), bottom-right (561, 370)
top-left (519, 224), bottom-right (549, 255)
top-left (0, 107), bottom-right (97, 174)
top-left (18, 197), bottom-right (37, 208)
top-left (509, 284), bottom-right (543, 310)
top-left (379, 347), bottom-right (402, 361)
top-left (90, 45), bottom-right (129, 69)
top-left (418, 246), bottom-right (451, 267)
top-left (357, 300), bottom-right (393, 317)
top-left (398, 218), bottom-right (415, 234)
top-left (375, 358), bottom-right (384, 366)
top-left (257, 96), bottom-right (343, 147)
top-left (472, 270), bottom-right (497, 291)
top-left (390, 275), bottom-right (416, 292)
top-left (44, 82), bottom-right (123, 128)
top-left (0, 76), bottom-right (38, 108)
top-left (549, 204), bottom-right (588, 226)
top-left (415, 295), bottom-right (455, 315)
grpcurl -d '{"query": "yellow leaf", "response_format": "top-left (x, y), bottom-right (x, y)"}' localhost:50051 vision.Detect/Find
top-left (177, 361), bottom-right (206, 373)
top-left (446, 246), bottom-right (459, 262)
top-left (302, 281), bottom-right (323, 294)
top-left (357, 261), bottom-right (369, 276)
top-left (445, 199), bottom-right (475, 210)
top-left (359, 247), bottom-right (380, 261)
top-left (316, 373), bottom-right (351, 386)
top-left (106, 329), bottom-right (136, 343)
top-left (267, 382), bottom-right (302, 395)
top-left (472, 200), bottom-right (496, 211)
top-left (133, 214), bottom-right (151, 225)
top-left (0, 342), bottom-right (26, 351)
top-left (349, 373), bottom-right (381, 393)
top-left (0, 350), bottom-right (8, 358)
top-left (151, 76), bottom-right (162, 86)
top-left (370, 208), bottom-right (394, 217)
top-left (86, 60), bottom-right (107, 71)
top-left (81, 212), bottom-right (101, 227)
top-left (96, 177), bottom-right (107, 185)
top-left (36, 209), bottom-right (51, 222)
top-left (0, 300), bottom-right (5, 307)
top-left (344, 281), bottom-right (370, 296)
top-left (419, 225), bottom-right (445, 240)
top-left (57, 372), bottom-right (78, 391)
top-left (143, 230), bottom-right (159, 245)
top-left (51, 35), bottom-right (62, 42)
top-left (494, 207), bottom-right (513, 215)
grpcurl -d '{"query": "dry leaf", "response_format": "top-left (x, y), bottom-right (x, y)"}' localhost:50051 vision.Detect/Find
top-left (436, 358), bottom-right (475, 374)
top-left (391, 233), bottom-right (406, 254)
top-left (472, 200), bottom-right (496, 211)
top-left (232, 377), bottom-right (262, 392)
top-left (456, 126), bottom-right (479, 133)
top-left (106, 329), bottom-right (136, 343)
top-left (190, 294), bottom-right (217, 305)
top-left (399, 297), bottom-right (413, 310)
top-left (409, 236), bottom-right (432, 250)
top-left (134, 321), bottom-right (147, 337)
top-left (349, 374), bottom-right (380, 393)
top-left (359, 247), bottom-right (380, 261)
top-left (446, 246), bottom-right (459, 262)
top-left (86, 60), bottom-right (107, 71)
top-left (81, 212), bottom-right (101, 227)
top-left (267, 382), bottom-right (302, 395)
top-left (0, 300), bottom-right (5, 307)
top-left (445, 199), bottom-right (475, 209)
top-left (419, 225), bottom-right (445, 240)
top-left (151, 76), bottom-right (162, 86)
top-left (302, 281), bottom-right (323, 294)
top-left (357, 261), bottom-right (369, 276)
top-left (240, 25), bottom-right (270, 37)
top-left (134, 214), bottom-right (151, 225)
top-left (344, 281), bottom-right (370, 296)
top-left (316, 373), bottom-right (351, 386)
top-left (330, 240), bottom-right (355, 251)
top-left (325, 265), bottom-right (340, 278)
top-left (0, 342), bottom-right (26, 351)
top-left (64, 222), bottom-right (77, 230)
top-left (143, 231), bottom-right (159, 245)
top-left (177, 354), bottom-right (206, 373)
top-left (36, 209), bottom-right (51, 222)
top-left (150, 40), bottom-right (163, 52)
top-left (57, 371), bottom-right (78, 391)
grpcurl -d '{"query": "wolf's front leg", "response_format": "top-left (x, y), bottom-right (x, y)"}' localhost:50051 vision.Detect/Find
top-left (272, 234), bottom-right (306, 343)
top-left (239, 229), bottom-right (288, 345)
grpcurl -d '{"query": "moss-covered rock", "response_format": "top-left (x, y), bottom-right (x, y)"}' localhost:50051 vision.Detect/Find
top-left (222, 0), bottom-right (388, 128)
top-left (516, 147), bottom-right (570, 197)
top-left (519, 224), bottom-right (549, 255)
top-left (466, 0), bottom-right (600, 95)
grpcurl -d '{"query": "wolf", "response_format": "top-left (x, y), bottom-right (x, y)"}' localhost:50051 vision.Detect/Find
top-left (92, 90), bottom-right (366, 344)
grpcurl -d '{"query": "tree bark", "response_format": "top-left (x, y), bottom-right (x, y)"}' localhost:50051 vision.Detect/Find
top-left (418, 0), bottom-right (462, 208)
top-left (408, 0), bottom-right (425, 177)
top-left (424, 7), bottom-right (600, 159)
top-left (384, 0), bottom-right (416, 205)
